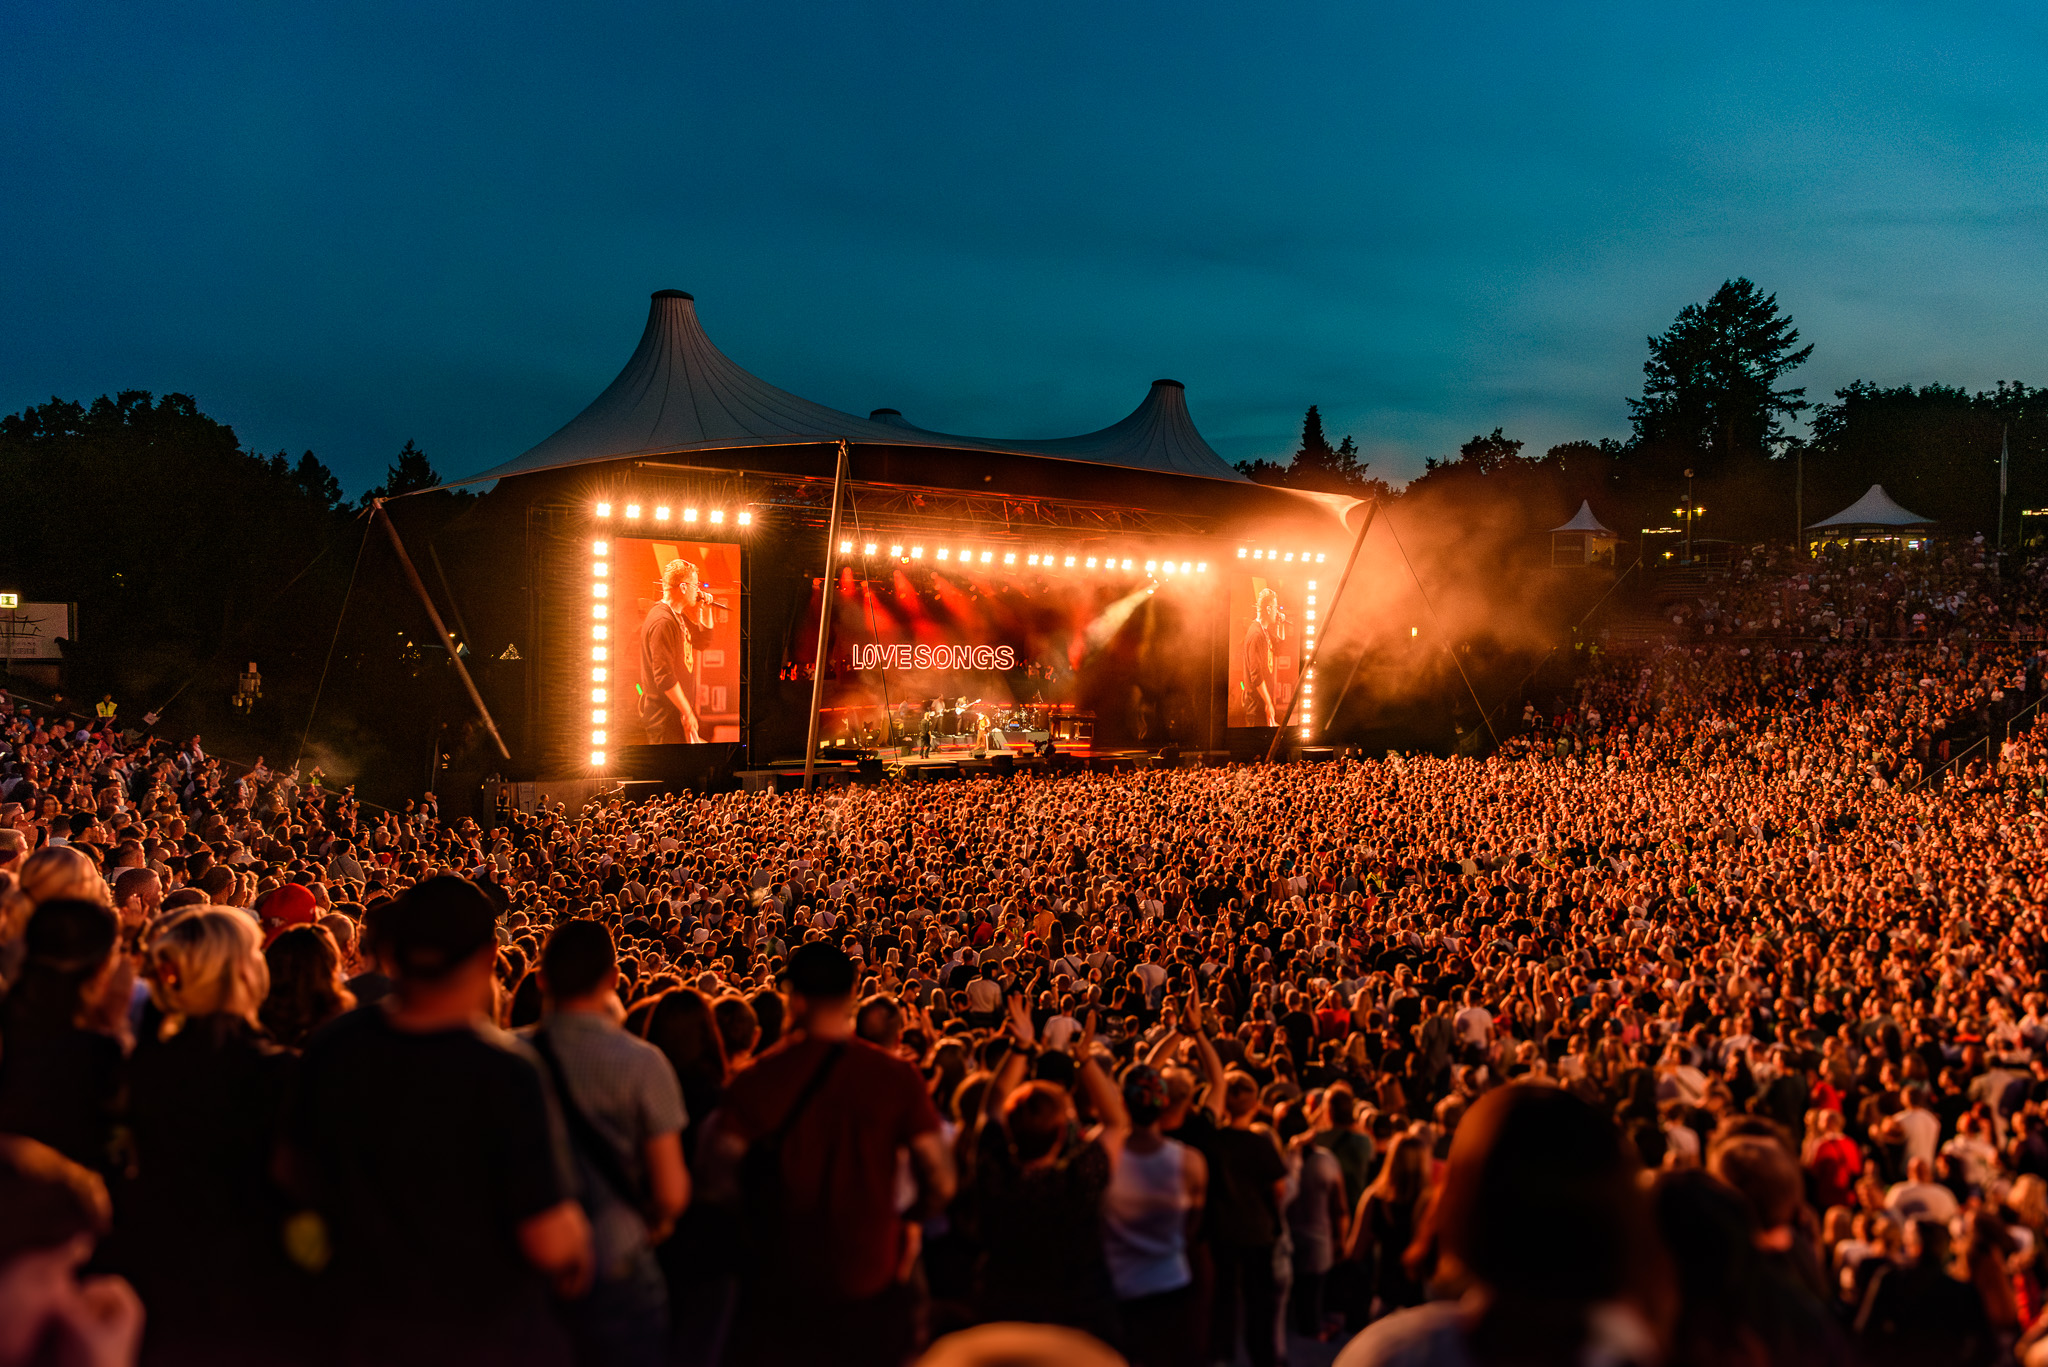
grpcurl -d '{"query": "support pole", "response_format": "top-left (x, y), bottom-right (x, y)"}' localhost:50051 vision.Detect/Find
top-left (1267, 499), bottom-right (1379, 763)
top-left (1794, 447), bottom-right (1803, 559)
top-left (804, 441), bottom-right (851, 791)
top-left (372, 500), bottom-right (510, 760)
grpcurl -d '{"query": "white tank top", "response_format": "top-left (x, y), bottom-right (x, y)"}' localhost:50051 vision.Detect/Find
top-left (1102, 1138), bottom-right (1192, 1299)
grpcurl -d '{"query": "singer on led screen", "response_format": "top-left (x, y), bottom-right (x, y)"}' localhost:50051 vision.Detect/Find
top-left (638, 556), bottom-right (717, 743)
top-left (1242, 586), bottom-right (1288, 726)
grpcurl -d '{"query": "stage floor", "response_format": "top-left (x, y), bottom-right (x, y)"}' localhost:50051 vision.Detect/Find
top-left (739, 743), bottom-right (1234, 790)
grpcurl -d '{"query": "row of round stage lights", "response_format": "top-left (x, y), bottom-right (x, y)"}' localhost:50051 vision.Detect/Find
top-left (836, 541), bottom-right (1209, 576)
top-left (586, 503), bottom-right (755, 766)
top-left (1238, 548), bottom-right (1329, 565)
top-left (592, 502), bottom-right (753, 528)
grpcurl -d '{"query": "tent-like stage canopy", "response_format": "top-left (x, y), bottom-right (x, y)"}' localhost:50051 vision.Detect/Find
top-left (1808, 484), bottom-right (1934, 532)
top-left (454, 290), bottom-right (1245, 486)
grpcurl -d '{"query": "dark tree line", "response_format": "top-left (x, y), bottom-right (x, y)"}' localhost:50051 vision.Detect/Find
top-left (0, 392), bottom-right (510, 806)
top-left (1803, 380), bottom-right (2044, 541)
top-left (1236, 406), bottom-right (1395, 499)
top-left (1245, 277), bottom-right (2044, 549)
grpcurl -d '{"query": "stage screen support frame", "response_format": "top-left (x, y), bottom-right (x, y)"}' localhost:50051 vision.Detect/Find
top-left (804, 439), bottom-right (850, 791)
top-left (1266, 498), bottom-right (1377, 762)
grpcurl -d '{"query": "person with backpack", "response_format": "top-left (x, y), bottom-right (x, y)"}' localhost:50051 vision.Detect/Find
top-left (701, 940), bottom-right (955, 1367)
top-left (284, 876), bottom-right (592, 1367)
top-left (528, 918), bottom-right (690, 1367)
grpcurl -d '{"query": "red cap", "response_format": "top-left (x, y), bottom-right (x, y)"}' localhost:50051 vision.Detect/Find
top-left (257, 883), bottom-right (318, 947)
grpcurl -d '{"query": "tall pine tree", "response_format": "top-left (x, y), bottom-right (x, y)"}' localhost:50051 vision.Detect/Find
top-left (1628, 278), bottom-right (1812, 476)
top-left (1236, 406), bottom-right (1383, 495)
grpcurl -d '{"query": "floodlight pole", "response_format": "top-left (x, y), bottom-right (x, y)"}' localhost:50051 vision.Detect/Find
top-left (1683, 468), bottom-right (1696, 566)
top-left (371, 500), bottom-right (510, 760)
top-left (1998, 424), bottom-right (2009, 564)
top-left (803, 440), bottom-right (851, 791)
top-left (1266, 498), bottom-right (1379, 763)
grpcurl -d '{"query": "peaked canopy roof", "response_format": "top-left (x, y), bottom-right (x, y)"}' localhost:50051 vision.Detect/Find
top-left (454, 290), bottom-right (1244, 485)
top-left (1808, 483), bottom-right (1934, 530)
top-left (867, 379), bottom-right (1238, 480)
top-left (1551, 500), bottom-right (1615, 535)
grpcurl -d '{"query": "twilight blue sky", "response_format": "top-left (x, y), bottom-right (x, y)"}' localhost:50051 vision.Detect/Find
top-left (6, 1), bottom-right (2048, 493)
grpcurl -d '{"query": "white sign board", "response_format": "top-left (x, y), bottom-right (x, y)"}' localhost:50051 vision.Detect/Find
top-left (0, 602), bottom-right (75, 660)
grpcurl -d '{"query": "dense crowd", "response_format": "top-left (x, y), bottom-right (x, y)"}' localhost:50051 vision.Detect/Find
top-left (4, 562), bottom-right (2048, 1367)
top-left (1660, 539), bottom-right (2048, 643)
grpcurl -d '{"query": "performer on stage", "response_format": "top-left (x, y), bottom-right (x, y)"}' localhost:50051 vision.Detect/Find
top-left (1243, 587), bottom-right (1288, 726)
top-left (919, 705), bottom-right (936, 758)
top-left (638, 557), bottom-right (717, 743)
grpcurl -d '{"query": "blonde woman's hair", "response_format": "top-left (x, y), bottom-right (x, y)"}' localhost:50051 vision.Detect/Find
top-left (145, 906), bottom-right (269, 1037)
top-left (0, 845), bottom-right (112, 962)
top-left (2010, 1174), bottom-right (2048, 1232)
top-left (2, 843), bottom-right (111, 921)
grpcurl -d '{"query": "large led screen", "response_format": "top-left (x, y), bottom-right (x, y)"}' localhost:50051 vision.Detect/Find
top-left (1227, 571), bottom-right (1302, 727)
top-left (607, 536), bottom-right (742, 744)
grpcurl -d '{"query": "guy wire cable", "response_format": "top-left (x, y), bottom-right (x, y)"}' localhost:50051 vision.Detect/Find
top-left (1383, 507), bottom-right (1500, 747)
top-left (297, 516), bottom-right (374, 768)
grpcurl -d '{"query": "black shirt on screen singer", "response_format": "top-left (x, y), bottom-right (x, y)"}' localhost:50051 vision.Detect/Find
top-left (638, 556), bottom-right (716, 744)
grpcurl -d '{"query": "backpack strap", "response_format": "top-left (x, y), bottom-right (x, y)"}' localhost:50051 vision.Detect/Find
top-left (531, 1027), bottom-right (645, 1213)
top-left (765, 1042), bottom-right (847, 1147)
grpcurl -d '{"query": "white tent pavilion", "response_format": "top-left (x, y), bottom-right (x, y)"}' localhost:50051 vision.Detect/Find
top-left (1806, 484), bottom-right (1935, 548)
top-left (1550, 500), bottom-right (1619, 567)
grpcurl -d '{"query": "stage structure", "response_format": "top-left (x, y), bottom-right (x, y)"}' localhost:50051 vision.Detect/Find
top-left (441, 290), bottom-right (1366, 785)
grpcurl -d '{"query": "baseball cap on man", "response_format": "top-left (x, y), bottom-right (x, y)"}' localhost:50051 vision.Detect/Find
top-left (256, 883), bottom-right (318, 948)
top-left (386, 875), bottom-right (499, 982)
